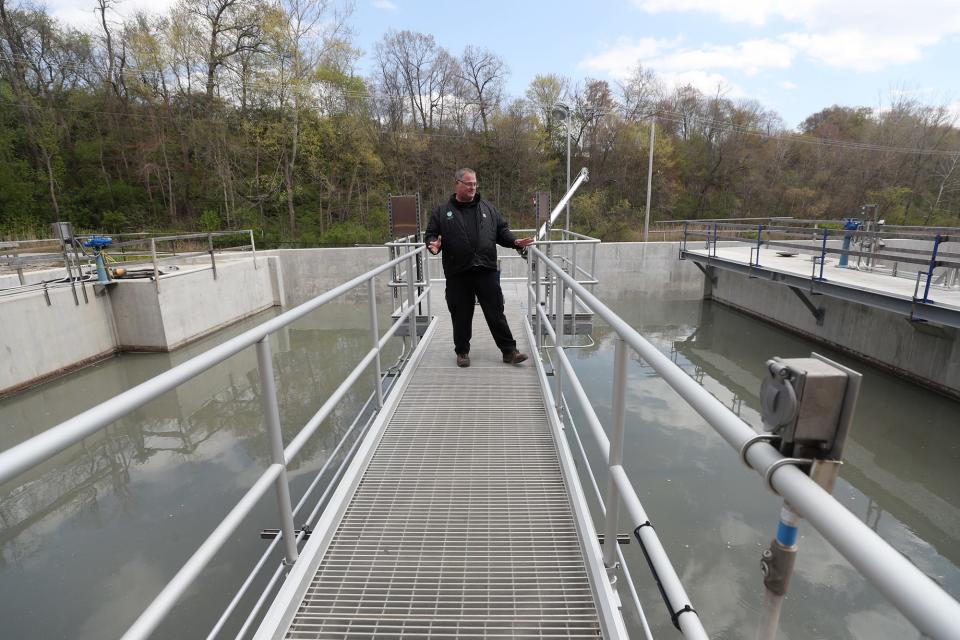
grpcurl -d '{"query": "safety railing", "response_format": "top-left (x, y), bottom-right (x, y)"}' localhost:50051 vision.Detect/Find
top-left (526, 244), bottom-right (960, 639)
top-left (0, 244), bottom-right (431, 640)
top-left (681, 219), bottom-right (960, 303)
top-left (0, 230), bottom-right (258, 299)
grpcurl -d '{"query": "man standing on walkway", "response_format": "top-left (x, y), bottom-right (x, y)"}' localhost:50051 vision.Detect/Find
top-left (425, 168), bottom-right (534, 367)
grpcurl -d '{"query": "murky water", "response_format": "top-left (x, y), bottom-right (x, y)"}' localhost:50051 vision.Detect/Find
top-left (568, 295), bottom-right (960, 639)
top-left (1, 292), bottom-right (958, 639)
top-left (0, 301), bottom-right (402, 640)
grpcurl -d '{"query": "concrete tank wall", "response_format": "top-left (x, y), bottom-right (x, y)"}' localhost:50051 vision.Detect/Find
top-left (709, 268), bottom-right (960, 398)
top-left (0, 284), bottom-right (118, 396)
top-left (1, 255), bottom-right (281, 396)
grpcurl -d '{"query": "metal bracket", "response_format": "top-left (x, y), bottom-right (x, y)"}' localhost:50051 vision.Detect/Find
top-left (597, 533), bottom-right (631, 545)
top-left (739, 433), bottom-right (782, 469)
top-left (788, 286), bottom-right (825, 325)
top-left (692, 261), bottom-right (718, 283)
top-left (763, 457), bottom-right (814, 494)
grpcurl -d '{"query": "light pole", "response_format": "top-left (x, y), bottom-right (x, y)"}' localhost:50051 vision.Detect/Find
top-left (552, 102), bottom-right (571, 231)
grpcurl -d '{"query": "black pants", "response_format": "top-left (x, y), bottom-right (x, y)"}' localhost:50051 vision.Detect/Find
top-left (445, 268), bottom-right (517, 355)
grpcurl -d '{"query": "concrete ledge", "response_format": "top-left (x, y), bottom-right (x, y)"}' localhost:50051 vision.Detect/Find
top-left (710, 269), bottom-right (960, 400)
top-left (1, 255), bottom-right (281, 396)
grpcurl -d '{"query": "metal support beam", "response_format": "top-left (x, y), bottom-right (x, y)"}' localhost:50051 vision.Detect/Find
top-left (788, 286), bottom-right (825, 326)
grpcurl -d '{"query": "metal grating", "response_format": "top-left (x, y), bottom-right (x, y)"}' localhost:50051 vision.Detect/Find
top-left (284, 289), bottom-right (604, 638)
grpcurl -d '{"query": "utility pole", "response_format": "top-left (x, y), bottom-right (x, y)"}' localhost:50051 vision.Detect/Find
top-left (643, 117), bottom-right (655, 243)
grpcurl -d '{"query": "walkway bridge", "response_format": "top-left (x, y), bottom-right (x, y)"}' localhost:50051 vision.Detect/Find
top-left (3, 218), bottom-right (960, 638)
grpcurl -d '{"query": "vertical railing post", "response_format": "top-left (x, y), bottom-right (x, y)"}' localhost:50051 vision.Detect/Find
top-left (570, 240), bottom-right (578, 340)
top-left (819, 228), bottom-right (828, 280)
top-left (250, 229), bottom-right (258, 270)
top-left (603, 336), bottom-right (629, 570)
top-left (423, 246), bottom-right (432, 321)
top-left (255, 337), bottom-right (299, 565)
top-left (407, 253), bottom-right (418, 349)
top-left (534, 253), bottom-right (543, 351)
top-left (150, 238), bottom-right (160, 294)
top-left (922, 234), bottom-right (942, 303)
top-left (555, 275), bottom-right (566, 415)
top-left (756, 224), bottom-right (763, 267)
top-left (368, 279), bottom-right (384, 409)
top-left (208, 233), bottom-right (218, 280)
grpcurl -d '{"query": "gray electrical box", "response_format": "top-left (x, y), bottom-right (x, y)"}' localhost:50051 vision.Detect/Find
top-left (51, 221), bottom-right (74, 245)
top-left (760, 354), bottom-right (861, 460)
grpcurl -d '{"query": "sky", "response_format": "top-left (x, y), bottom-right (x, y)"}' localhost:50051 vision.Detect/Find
top-left (42, 0), bottom-right (960, 129)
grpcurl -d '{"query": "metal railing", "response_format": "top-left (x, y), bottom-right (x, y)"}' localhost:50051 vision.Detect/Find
top-left (0, 244), bottom-right (431, 640)
top-left (0, 230), bottom-right (258, 298)
top-left (526, 244), bottom-right (960, 639)
top-left (681, 219), bottom-right (960, 303)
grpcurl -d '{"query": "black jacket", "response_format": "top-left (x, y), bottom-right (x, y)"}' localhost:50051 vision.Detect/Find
top-left (425, 193), bottom-right (518, 276)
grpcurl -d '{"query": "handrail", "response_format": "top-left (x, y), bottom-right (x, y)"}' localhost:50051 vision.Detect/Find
top-left (0, 245), bottom-right (430, 640)
top-left (529, 245), bottom-right (960, 639)
top-left (537, 167), bottom-right (589, 239)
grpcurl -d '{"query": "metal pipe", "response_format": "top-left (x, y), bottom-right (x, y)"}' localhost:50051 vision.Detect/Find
top-left (554, 276), bottom-right (565, 414)
top-left (250, 229), bottom-right (258, 270)
top-left (368, 279), bottom-right (384, 409)
top-left (530, 246), bottom-right (960, 638)
top-left (602, 338), bottom-right (628, 570)
top-left (256, 338), bottom-right (299, 565)
top-left (536, 168), bottom-right (589, 240)
top-left (119, 465), bottom-right (283, 640)
top-left (643, 118), bottom-right (655, 243)
top-left (611, 466), bottom-right (709, 640)
top-left (150, 238), bottom-right (160, 293)
top-left (922, 234), bottom-right (942, 302)
top-left (407, 254), bottom-right (418, 349)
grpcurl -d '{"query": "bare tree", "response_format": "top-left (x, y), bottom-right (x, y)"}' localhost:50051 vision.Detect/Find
top-left (459, 46), bottom-right (507, 133)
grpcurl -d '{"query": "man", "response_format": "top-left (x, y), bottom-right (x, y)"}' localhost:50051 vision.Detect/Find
top-left (425, 168), bottom-right (534, 368)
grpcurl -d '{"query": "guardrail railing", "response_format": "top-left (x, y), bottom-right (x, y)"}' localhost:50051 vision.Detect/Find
top-left (0, 244), bottom-right (431, 640)
top-left (680, 219), bottom-right (960, 303)
top-left (527, 244), bottom-right (960, 639)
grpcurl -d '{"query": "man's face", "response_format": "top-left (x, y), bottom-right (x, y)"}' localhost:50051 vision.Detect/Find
top-left (454, 173), bottom-right (478, 202)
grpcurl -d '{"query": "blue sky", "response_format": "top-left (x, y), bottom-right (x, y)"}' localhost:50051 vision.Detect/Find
top-left (46, 0), bottom-right (960, 129)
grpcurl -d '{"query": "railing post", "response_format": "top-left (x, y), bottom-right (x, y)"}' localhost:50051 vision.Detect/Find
top-left (208, 233), bottom-right (218, 280)
top-left (423, 245), bottom-right (432, 321)
top-left (407, 253), bottom-right (418, 349)
top-left (534, 253), bottom-right (543, 351)
top-left (555, 276), bottom-right (566, 415)
top-left (250, 229), bottom-right (258, 270)
top-left (368, 279), bottom-right (384, 409)
top-left (818, 228), bottom-right (828, 280)
top-left (603, 336), bottom-right (629, 571)
top-left (255, 337), bottom-right (299, 565)
top-left (570, 241), bottom-right (578, 339)
top-left (755, 224), bottom-right (763, 267)
top-left (150, 238), bottom-right (160, 293)
top-left (922, 234), bottom-right (942, 303)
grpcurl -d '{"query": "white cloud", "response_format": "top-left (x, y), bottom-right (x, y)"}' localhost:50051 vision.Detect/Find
top-left (632, 0), bottom-right (960, 72)
top-left (653, 39), bottom-right (794, 76)
top-left (373, 0), bottom-right (399, 10)
top-left (578, 37), bottom-right (669, 79)
top-left (47, 0), bottom-right (179, 30)
top-left (781, 81), bottom-right (797, 89)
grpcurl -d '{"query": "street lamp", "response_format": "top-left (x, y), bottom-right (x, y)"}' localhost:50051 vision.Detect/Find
top-left (551, 102), bottom-right (572, 231)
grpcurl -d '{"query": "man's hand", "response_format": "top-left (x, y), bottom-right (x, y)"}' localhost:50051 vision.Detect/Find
top-left (428, 235), bottom-right (442, 255)
top-left (514, 237), bottom-right (534, 249)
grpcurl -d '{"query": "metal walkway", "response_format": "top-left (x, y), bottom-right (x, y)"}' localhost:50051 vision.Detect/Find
top-left (254, 283), bottom-right (613, 638)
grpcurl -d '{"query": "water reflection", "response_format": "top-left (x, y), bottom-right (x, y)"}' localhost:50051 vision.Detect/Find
top-left (0, 301), bottom-right (401, 639)
top-left (568, 297), bottom-right (960, 639)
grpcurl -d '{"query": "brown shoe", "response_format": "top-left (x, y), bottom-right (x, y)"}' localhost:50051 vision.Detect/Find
top-left (456, 353), bottom-right (471, 367)
top-left (502, 351), bottom-right (528, 365)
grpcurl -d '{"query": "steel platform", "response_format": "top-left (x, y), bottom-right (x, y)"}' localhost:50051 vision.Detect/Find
top-left (254, 282), bottom-right (620, 639)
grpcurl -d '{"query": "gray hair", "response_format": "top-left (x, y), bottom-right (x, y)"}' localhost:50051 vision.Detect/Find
top-left (455, 167), bottom-right (476, 182)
